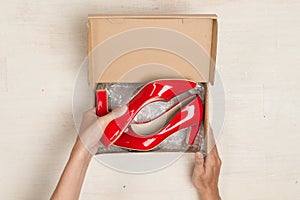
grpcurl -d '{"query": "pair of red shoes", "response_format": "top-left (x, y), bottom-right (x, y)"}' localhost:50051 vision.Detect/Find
top-left (96, 79), bottom-right (204, 151)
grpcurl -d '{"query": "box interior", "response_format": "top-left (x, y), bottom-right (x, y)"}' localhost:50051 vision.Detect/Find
top-left (88, 14), bottom-right (217, 84)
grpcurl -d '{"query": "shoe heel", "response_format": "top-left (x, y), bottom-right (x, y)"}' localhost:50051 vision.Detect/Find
top-left (96, 89), bottom-right (108, 117)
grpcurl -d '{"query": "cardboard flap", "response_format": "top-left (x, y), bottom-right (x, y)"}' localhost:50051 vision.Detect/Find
top-left (88, 14), bottom-right (217, 84)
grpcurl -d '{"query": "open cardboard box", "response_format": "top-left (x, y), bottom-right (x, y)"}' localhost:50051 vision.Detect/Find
top-left (87, 14), bottom-right (218, 153)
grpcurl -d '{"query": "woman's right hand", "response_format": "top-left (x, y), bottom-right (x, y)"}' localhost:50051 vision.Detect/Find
top-left (192, 126), bottom-right (222, 200)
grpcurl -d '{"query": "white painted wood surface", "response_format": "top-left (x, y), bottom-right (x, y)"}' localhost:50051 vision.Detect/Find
top-left (1, 0), bottom-right (300, 199)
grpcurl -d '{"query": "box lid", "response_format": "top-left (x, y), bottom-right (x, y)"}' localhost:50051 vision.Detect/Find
top-left (88, 14), bottom-right (217, 84)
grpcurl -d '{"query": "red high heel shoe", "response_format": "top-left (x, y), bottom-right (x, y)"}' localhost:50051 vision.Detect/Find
top-left (98, 79), bottom-right (204, 151)
top-left (112, 95), bottom-right (203, 151)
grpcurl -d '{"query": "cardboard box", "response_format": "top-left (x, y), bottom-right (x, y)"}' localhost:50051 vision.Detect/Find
top-left (87, 14), bottom-right (218, 152)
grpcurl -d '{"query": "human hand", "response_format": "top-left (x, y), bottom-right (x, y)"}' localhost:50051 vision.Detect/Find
top-left (192, 126), bottom-right (222, 200)
top-left (51, 107), bottom-right (127, 200)
top-left (76, 106), bottom-right (128, 155)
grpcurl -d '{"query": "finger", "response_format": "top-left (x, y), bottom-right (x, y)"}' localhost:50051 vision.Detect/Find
top-left (98, 105), bottom-right (128, 128)
top-left (111, 105), bottom-right (128, 119)
top-left (194, 152), bottom-right (205, 173)
top-left (205, 151), bottom-right (218, 166)
top-left (204, 148), bottom-right (221, 169)
top-left (204, 124), bottom-right (218, 155)
top-left (208, 131), bottom-right (221, 161)
top-left (202, 124), bottom-right (222, 169)
top-left (204, 157), bottom-right (222, 177)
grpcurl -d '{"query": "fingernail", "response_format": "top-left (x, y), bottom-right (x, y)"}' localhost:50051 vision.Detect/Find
top-left (196, 152), bottom-right (203, 159)
top-left (113, 105), bottom-right (128, 118)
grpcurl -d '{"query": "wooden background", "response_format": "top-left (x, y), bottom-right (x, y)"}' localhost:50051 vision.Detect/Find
top-left (0, 0), bottom-right (300, 199)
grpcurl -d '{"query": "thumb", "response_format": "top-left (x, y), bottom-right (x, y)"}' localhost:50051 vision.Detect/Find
top-left (98, 105), bottom-right (128, 128)
top-left (194, 152), bottom-right (205, 174)
top-left (195, 152), bottom-right (204, 166)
